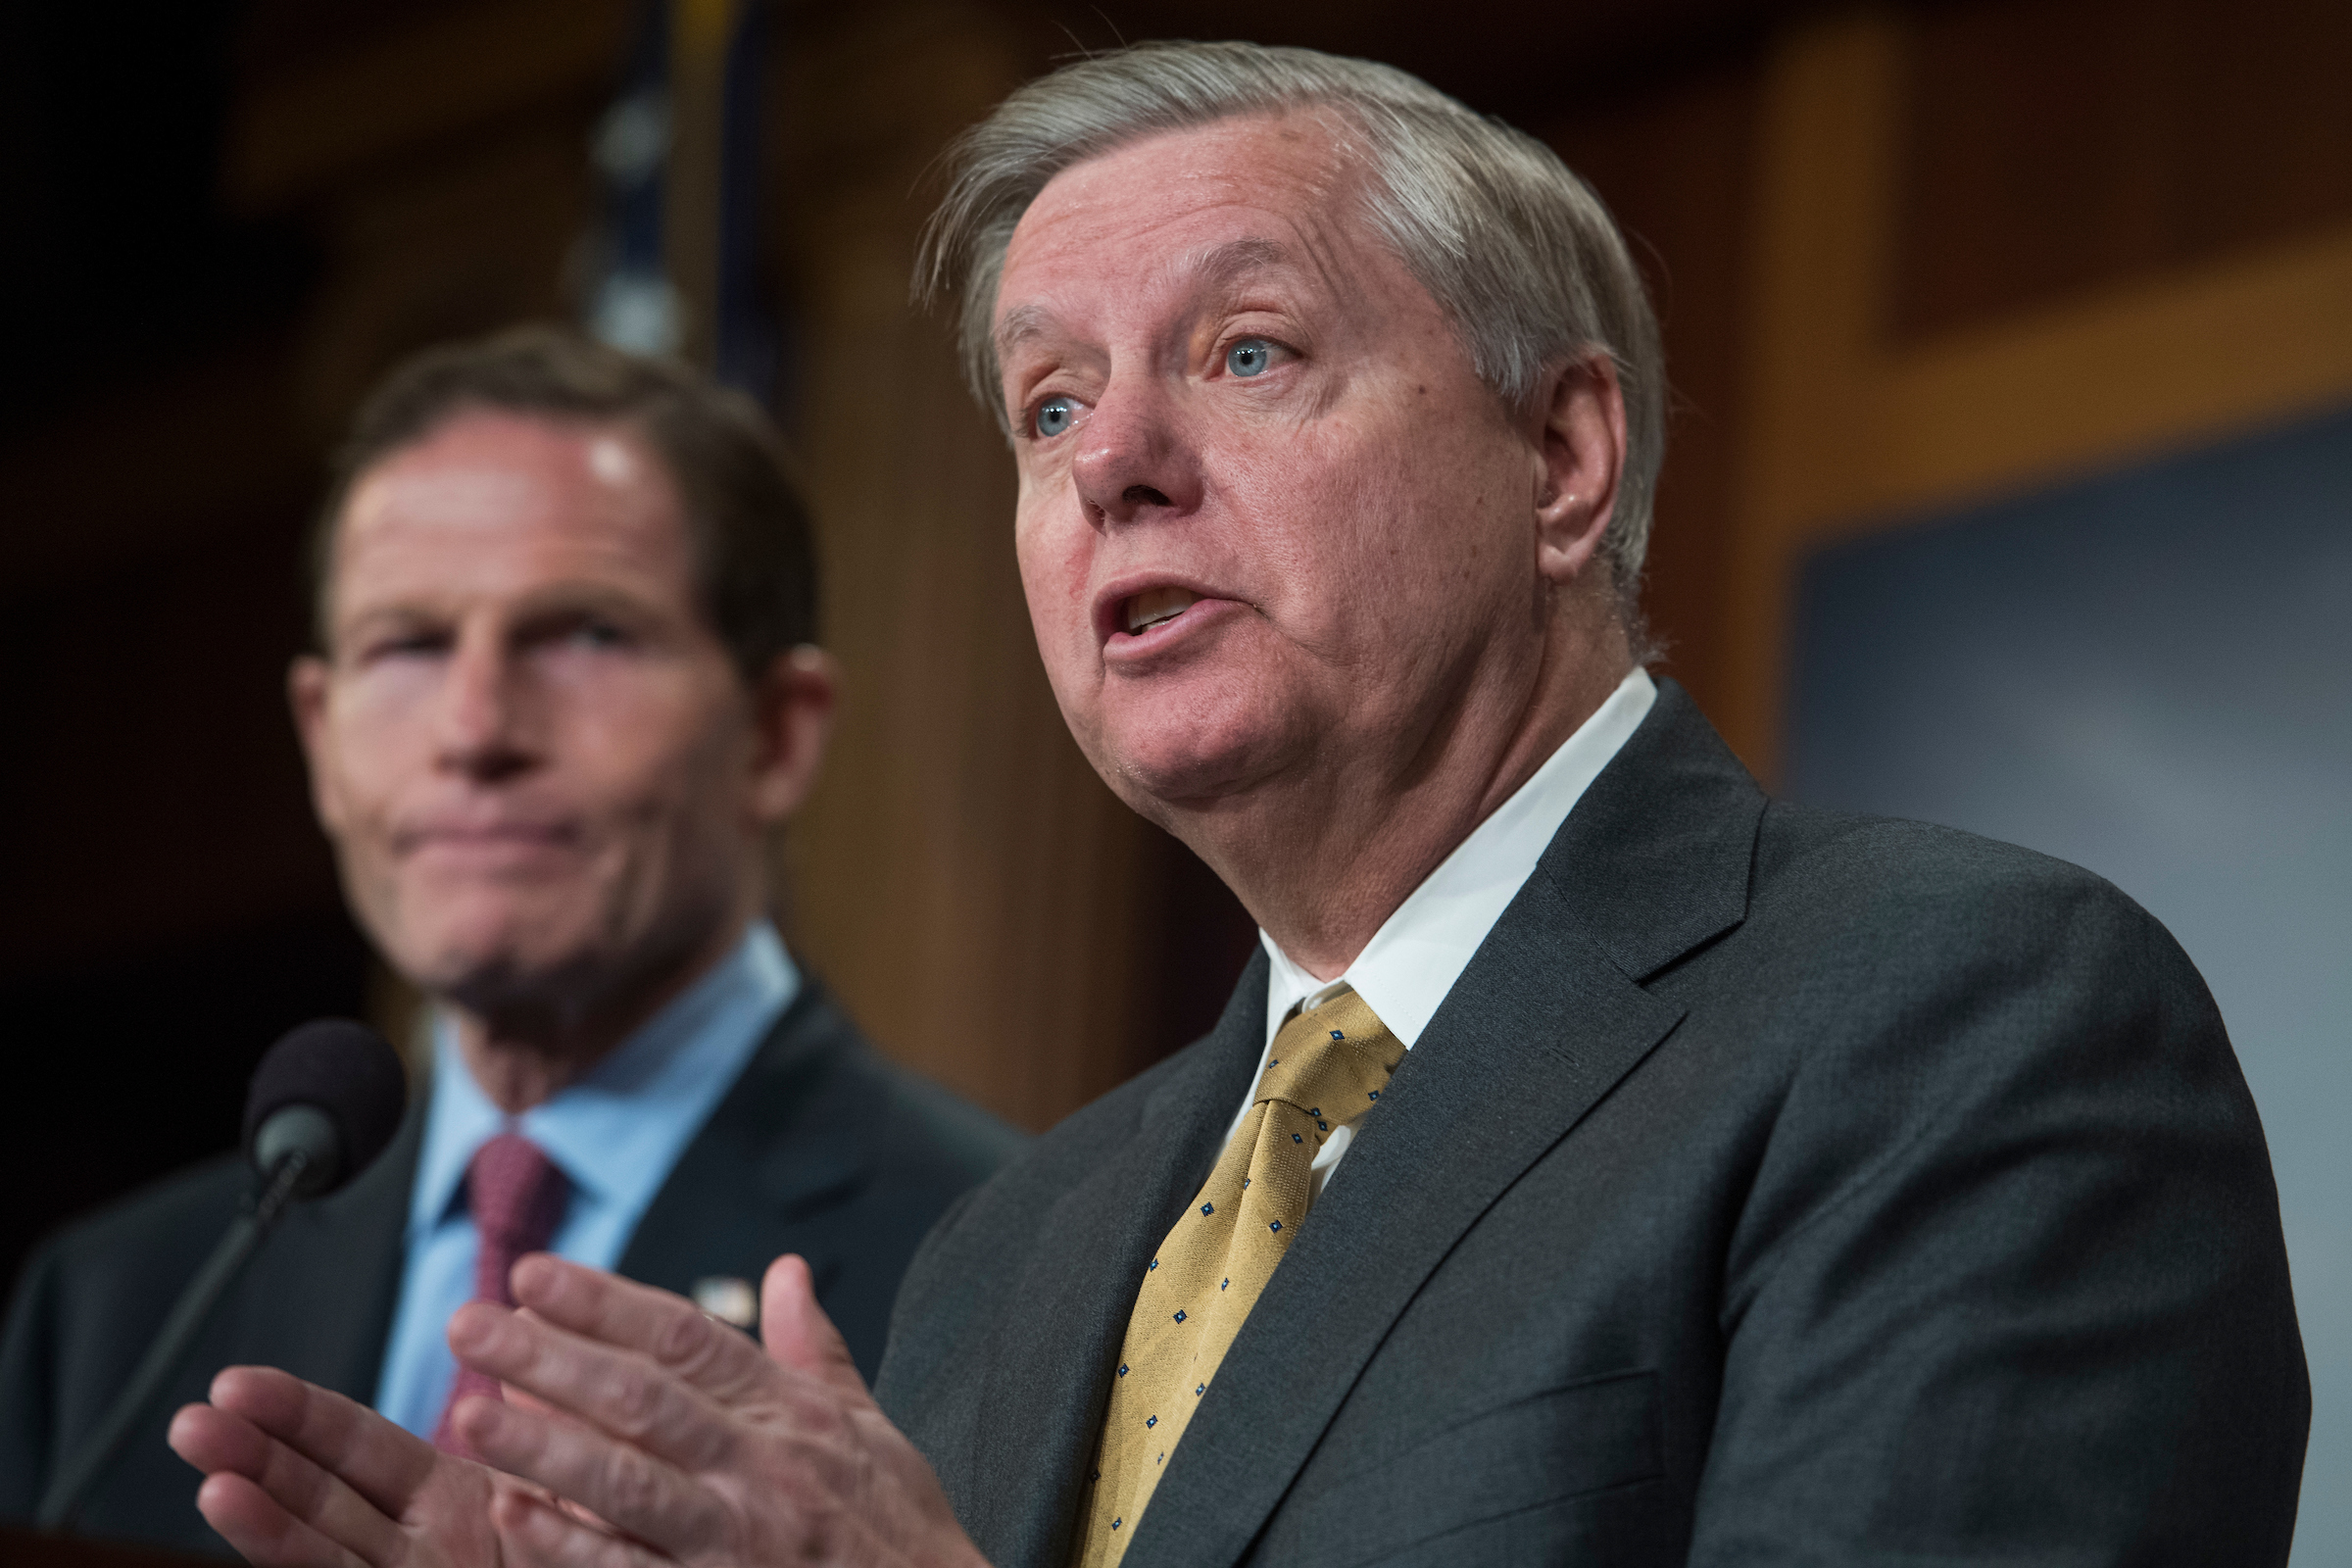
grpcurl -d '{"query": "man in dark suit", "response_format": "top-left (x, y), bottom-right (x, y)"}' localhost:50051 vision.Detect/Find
top-left (168, 42), bottom-right (2307, 1568)
top-left (0, 328), bottom-right (1018, 1553)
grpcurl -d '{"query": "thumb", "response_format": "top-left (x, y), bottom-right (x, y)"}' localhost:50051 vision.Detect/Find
top-left (760, 1253), bottom-right (869, 1399)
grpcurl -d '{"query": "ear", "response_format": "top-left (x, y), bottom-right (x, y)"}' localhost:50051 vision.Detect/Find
top-left (286, 655), bottom-right (346, 834)
top-left (746, 645), bottom-right (839, 825)
top-left (1529, 354), bottom-right (1629, 591)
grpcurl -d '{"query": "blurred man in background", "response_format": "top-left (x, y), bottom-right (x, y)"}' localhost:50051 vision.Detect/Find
top-left (0, 327), bottom-right (1018, 1552)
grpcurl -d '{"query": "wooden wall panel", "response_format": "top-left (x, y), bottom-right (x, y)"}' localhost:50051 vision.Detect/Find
top-left (225, 0), bottom-right (629, 212)
top-left (1547, 60), bottom-right (1761, 724)
top-left (1900, 0), bottom-right (2352, 338)
top-left (290, 115), bottom-right (602, 437)
top-left (770, 3), bottom-right (1160, 1131)
top-left (1721, 5), bottom-right (2352, 778)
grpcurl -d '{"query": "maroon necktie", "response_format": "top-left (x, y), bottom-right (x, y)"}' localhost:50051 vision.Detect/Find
top-left (432, 1130), bottom-right (568, 1456)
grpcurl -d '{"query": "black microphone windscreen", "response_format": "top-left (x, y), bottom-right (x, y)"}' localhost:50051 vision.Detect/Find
top-left (241, 1019), bottom-right (407, 1194)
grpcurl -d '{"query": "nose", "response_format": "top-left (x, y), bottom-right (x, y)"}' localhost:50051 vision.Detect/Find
top-left (435, 623), bottom-right (535, 782)
top-left (1070, 374), bottom-right (1202, 529)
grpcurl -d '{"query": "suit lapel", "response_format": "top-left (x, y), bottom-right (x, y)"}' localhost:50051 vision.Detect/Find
top-left (1122, 680), bottom-right (1763, 1568)
top-left (615, 985), bottom-right (869, 1298)
top-left (1122, 896), bottom-right (1683, 1568)
top-left (961, 954), bottom-right (1272, 1568)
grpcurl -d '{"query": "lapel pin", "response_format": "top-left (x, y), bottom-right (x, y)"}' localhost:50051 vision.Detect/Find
top-left (692, 1275), bottom-right (760, 1328)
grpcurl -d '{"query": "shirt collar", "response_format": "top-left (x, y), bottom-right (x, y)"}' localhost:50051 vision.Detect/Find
top-left (1260, 666), bottom-right (1657, 1050)
top-left (408, 919), bottom-right (800, 1240)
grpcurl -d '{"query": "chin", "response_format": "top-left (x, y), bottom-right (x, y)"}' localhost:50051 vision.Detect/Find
top-left (1095, 699), bottom-right (1295, 817)
top-left (390, 906), bottom-right (605, 1014)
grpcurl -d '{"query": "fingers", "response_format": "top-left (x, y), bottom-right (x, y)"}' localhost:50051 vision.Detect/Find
top-left (492, 1488), bottom-right (662, 1568)
top-left (458, 1256), bottom-right (913, 1566)
top-left (457, 1396), bottom-right (726, 1557)
top-left (459, 1261), bottom-right (858, 1473)
top-left (169, 1397), bottom-right (274, 1477)
top-left (504, 1312), bottom-right (599, 1436)
top-left (203, 1365), bottom-right (442, 1522)
top-left (192, 1471), bottom-right (368, 1568)
top-left (449, 1302), bottom-right (746, 1475)
top-left (507, 1255), bottom-right (779, 1406)
top-left (168, 1400), bottom-right (409, 1568)
top-left (760, 1254), bottom-right (869, 1400)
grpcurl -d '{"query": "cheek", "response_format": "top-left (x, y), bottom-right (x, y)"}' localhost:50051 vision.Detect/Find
top-left (1014, 502), bottom-right (1096, 661)
top-left (521, 664), bottom-right (724, 831)
top-left (1351, 416), bottom-right (1523, 592)
top-left (573, 688), bottom-right (728, 808)
top-left (1259, 426), bottom-right (1521, 680)
top-left (1215, 427), bottom-right (1400, 629)
top-left (321, 687), bottom-right (425, 825)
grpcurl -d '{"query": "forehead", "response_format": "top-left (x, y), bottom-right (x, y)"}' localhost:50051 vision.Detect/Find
top-left (334, 411), bottom-right (691, 603)
top-left (995, 113), bottom-right (1381, 327)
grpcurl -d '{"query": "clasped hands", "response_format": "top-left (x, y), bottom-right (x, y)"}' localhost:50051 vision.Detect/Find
top-left (166, 1254), bottom-right (988, 1568)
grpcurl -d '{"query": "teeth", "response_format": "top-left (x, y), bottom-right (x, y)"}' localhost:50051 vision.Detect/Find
top-left (1124, 586), bottom-right (1200, 634)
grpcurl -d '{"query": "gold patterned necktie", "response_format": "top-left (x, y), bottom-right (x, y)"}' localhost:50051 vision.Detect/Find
top-left (1073, 985), bottom-right (1403, 1568)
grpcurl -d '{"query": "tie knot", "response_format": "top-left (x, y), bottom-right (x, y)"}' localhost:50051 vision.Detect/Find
top-left (1256, 986), bottom-right (1403, 1134)
top-left (466, 1131), bottom-right (567, 1252)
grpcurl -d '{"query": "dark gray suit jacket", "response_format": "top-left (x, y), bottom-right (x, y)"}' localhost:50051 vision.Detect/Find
top-left (0, 981), bottom-right (1020, 1556)
top-left (876, 681), bottom-right (2308, 1567)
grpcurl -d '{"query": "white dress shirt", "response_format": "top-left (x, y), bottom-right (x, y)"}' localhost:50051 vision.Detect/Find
top-left (1230, 667), bottom-right (1657, 1201)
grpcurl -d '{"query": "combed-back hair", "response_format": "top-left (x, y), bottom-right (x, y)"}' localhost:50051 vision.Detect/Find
top-left (914, 40), bottom-right (1667, 611)
top-left (310, 324), bottom-right (818, 681)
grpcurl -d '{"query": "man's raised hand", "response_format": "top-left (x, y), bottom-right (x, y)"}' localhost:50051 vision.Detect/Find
top-left (168, 1365), bottom-right (515, 1568)
top-left (457, 1253), bottom-right (988, 1568)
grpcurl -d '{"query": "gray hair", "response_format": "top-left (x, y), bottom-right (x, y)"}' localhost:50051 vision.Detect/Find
top-left (914, 40), bottom-right (1667, 608)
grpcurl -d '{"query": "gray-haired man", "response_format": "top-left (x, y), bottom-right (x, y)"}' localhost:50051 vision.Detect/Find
top-left (172, 42), bottom-right (2306, 1568)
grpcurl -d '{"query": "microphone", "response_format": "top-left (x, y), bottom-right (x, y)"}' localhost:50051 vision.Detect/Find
top-left (36, 1019), bottom-right (407, 1533)
top-left (242, 1018), bottom-right (408, 1200)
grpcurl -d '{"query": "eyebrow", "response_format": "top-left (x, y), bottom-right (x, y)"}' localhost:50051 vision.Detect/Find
top-left (995, 302), bottom-right (1058, 362)
top-left (337, 579), bottom-right (665, 636)
top-left (1191, 236), bottom-right (1293, 295)
top-left (992, 237), bottom-right (1301, 366)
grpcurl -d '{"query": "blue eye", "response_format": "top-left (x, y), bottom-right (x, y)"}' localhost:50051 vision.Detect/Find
top-left (1034, 396), bottom-right (1076, 437)
top-left (1226, 337), bottom-right (1276, 377)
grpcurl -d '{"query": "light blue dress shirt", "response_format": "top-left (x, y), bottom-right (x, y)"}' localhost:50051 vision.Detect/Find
top-left (372, 920), bottom-right (799, 1437)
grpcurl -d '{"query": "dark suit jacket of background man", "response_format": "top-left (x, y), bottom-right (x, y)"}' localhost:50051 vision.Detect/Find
top-left (878, 680), bottom-right (2309, 1568)
top-left (1, 983), bottom-right (1021, 1555)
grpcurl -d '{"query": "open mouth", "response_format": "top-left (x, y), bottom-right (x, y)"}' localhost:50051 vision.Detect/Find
top-left (1122, 586), bottom-right (1200, 635)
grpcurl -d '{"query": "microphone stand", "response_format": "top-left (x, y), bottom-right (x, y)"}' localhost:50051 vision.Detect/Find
top-left (35, 1149), bottom-right (315, 1533)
